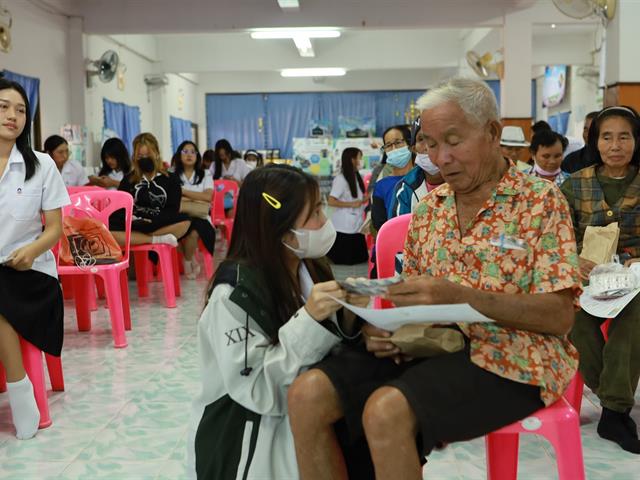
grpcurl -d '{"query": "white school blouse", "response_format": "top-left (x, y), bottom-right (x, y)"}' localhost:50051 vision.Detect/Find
top-left (180, 170), bottom-right (214, 193)
top-left (329, 173), bottom-right (365, 234)
top-left (0, 146), bottom-right (70, 279)
top-left (60, 159), bottom-right (89, 187)
top-left (220, 159), bottom-right (252, 182)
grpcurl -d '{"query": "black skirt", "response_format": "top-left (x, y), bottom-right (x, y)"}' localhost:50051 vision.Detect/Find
top-left (187, 217), bottom-right (216, 254)
top-left (0, 266), bottom-right (64, 356)
top-left (327, 232), bottom-right (369, 265)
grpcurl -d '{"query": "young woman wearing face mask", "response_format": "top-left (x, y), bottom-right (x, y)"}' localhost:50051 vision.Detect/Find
top-left (188, 164), bottom-right (368, 479)
top-left (44, 134), bottom-right (89, 187)
top-left (390, 117), bottom-right (445, 218)
top-left (243, 149), bottom-right (264, 169)
top-left (326, 147), bottom-right (369, 265)
top-left (526, 130), bottom-right (570, 187)
top-left (109, 132), bottom-right (190, 247)
top-left (88, 137), bottom-right (132, 189)
top-left (0, 80), bottom-right (70, 440)
top-left (172, 140), bottom-right (215, 279)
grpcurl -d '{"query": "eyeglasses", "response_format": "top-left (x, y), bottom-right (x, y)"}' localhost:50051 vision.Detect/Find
top-left (181, 149), bottom-right (197, 155)
top-left (380, 139), bottom-right (407, 153)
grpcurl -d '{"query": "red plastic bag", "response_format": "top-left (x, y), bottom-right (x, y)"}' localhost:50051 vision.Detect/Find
top-left (59, 216), bottom-right (122, 266)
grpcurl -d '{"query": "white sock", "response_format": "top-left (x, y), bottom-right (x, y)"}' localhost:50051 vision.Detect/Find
top-left (152, 234), bottom-right (178, 247)
top-left (7, 375), bottom-right (40, 440)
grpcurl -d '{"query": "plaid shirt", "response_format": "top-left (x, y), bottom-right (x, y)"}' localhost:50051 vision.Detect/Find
top-left (568, 166), bottom-right (640, 258)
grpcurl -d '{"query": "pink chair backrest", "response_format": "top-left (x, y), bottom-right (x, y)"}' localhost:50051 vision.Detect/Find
top-left (212, 179), bottom-right (239, 219)
top-left (375, 214), bottom-right (412, 279)
top-left (63, 191), bottom-right (134, 264)
top-left (363, 172), bottom-right (372, 192)
top-left (67, 186), bottom-right (105, 195)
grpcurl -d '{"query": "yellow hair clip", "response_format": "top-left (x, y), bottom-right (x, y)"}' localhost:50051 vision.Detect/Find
top-left (262, 192), bottom-right (281, 210)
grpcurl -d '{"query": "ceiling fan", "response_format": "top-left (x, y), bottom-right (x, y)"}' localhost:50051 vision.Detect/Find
top-left (552, 0), bottom-right (616, 25)
top-left (465, 51), bottom-right (504, 79)
top-left (0, 5), bottom-right (11, 53)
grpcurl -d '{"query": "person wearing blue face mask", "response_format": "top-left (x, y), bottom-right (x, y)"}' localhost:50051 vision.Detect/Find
top-left (390, 116), bottom-right (445, 218)
top-left (368, 125), bottom-right (413, 277)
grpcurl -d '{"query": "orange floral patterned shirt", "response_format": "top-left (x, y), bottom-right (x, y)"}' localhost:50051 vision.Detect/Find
top-left (404, 164), bottom-right (581, 406)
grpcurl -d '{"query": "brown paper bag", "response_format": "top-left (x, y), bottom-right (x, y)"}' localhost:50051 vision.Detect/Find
top-left (180, 199), bottom-right (210, 219)
top-left (372, 324), bottom-right (465, 358)
top-left (580, 222), bottom-right (620, 265)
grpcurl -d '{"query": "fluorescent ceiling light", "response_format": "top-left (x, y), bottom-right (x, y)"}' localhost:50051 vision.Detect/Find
top-left (281, 68), bottom-right (346, 77)
top-left (251, 28), bottom-right (340, 39)
top-left (293, 36), bottom-right (314, 57)
top-left (277, 0), bottom-right (300, 10)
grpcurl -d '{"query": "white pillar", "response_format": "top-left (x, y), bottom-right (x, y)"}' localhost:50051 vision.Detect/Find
top-left (605, 0), bottom-right (640, 85)
top-left (500, 14), bottom-right (532, 119)
top-left (66, 17), bottom-right (86, 126)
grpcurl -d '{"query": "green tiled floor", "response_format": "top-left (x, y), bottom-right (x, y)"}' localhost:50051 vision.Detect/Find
top-left (0, 261), bottom-right (638, 479)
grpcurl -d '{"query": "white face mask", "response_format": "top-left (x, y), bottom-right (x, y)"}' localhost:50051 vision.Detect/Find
top-left (246, 161), bottom-right (257, 169)
top-left (415, 153), bottom-right (440, 176)
top-left (283, 220), bottom-right (337, 259)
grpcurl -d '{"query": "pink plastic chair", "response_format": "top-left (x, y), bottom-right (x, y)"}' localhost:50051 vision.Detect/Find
top-left (212, 179), bottom-right (239, 246)
top-left (58, 191), bottom-right (133, 348)
top-left (375, 214), bottom-right (412, 308)
top-left (0, 337), bottom-right (64, 429)
top-left (564, 318), bottom-right (612, 414)
top-left (131, 244), bottom-right (181, 308)
top-left (485, 395), bottom-right (585, 479)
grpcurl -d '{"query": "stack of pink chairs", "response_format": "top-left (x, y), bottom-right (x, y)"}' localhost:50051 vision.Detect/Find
top-left (374, 214), bottom-right (586, 480)
top-left (58, 190), bottom-right (133, 348)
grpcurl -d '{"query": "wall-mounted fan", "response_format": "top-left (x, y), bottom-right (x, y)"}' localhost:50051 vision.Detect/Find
top-left (0, 5), bottom-right (11, 53)
top-left (466, 51), bottom-right (504, 79)
top-left (86, 50), bottom-right (119, 87)
top-left (552, 0), bottom-right (616, 24)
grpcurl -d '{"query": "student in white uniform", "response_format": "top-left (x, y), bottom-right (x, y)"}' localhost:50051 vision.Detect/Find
top-left (213, 138), bottom-right (252, 184)
top-left (88, 137), bottom-right (132, 190)
top-left (327, 147), bottom-right (369, 265)
top-left (172, 140), bottom-right (215, 279)
top-left (188, 164), bottom-right (368, 479)
top-left (0, 79), bottom-right (70, 440)
top-left (43, 135), bottom-right (88, 187)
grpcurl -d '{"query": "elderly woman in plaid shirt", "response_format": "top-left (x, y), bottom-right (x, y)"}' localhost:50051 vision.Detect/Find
top-left (561, 105), bottom-right (640, 454)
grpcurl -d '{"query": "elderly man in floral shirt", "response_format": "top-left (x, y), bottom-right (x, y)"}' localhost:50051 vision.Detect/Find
top-left (287, 77), bottom-right (582, 480)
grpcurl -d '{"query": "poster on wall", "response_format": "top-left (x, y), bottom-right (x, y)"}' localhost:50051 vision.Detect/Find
top-left (60, 124), bottom-right (88, 167)
top-left (333, 138), bottom-right (383, 172)
top-left (292, 138), bottom-right (333, 176)
top-left (338, 116), bottom-right (376, 138)
top-left (542, 65), bottom-right (567, 108)
top-left (308, 119), bottom-right (332, 138)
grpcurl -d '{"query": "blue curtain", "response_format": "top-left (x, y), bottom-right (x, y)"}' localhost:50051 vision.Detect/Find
top-left (374, 91), bottom-right (424, 136)
top-left (206, 94), bottom-right (266, 150)
top-left (318, 92), bottom-right (377, 137)
top-left (548, 112), bottom-right (571, 135)
top-left (103, 98), bottom-right (140, 153)
top-left (2, 70), bottom-right (40, 119)
top-left (170, 116), bottom-right (193, 153)
top-left (265, 93), bottom-right (321, 159)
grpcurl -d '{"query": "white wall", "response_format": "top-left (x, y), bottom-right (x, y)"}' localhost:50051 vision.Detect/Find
top-left (83, 34), bottom-right (159, 166)
top-left (158, 73), bottom-right (199, 157)
top-left (2, 0), bottom-right (72, 148)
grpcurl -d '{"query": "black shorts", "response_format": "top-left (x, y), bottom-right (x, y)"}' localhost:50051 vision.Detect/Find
top-left (315, 343), bottom-right (543, 460)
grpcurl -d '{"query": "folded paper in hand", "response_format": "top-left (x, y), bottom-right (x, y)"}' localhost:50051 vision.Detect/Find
top-left (329, 295), bottom-right (494, 332)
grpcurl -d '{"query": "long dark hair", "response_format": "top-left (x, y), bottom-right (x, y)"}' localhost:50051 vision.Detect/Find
top-left (213, 138), bottom-right (233, 179)
top-left (43, 135), bottom-right (68, 155)
top-left (341, 147), bottom-right (365, 198)
top-left (172, 140), bottom-right (204, 185)
top-left (99, 137), bottom-right (131, 176)
top-left (207, 164), bottom-right (333, 334)
top-left (588, 105), bottom-right (640, 167)
top-left (0, 79), bottom-right (39, 180)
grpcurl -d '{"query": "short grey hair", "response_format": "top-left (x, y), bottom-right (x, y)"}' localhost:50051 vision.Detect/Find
top-left (416, 77), bottom-right (499, 127)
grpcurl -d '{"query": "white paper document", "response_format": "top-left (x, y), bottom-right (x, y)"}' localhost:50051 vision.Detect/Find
top-left (329, 296), bottom-right (495, 332)
top-left (580, 288), bottom-right (640, 318)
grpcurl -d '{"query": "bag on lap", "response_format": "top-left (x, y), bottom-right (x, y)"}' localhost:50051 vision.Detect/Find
top-left (180, 199), bottom-right (210, 219)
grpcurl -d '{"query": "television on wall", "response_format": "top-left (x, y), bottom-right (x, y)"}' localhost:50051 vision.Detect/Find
top-left (542, 65), bottom-right (567, 108)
